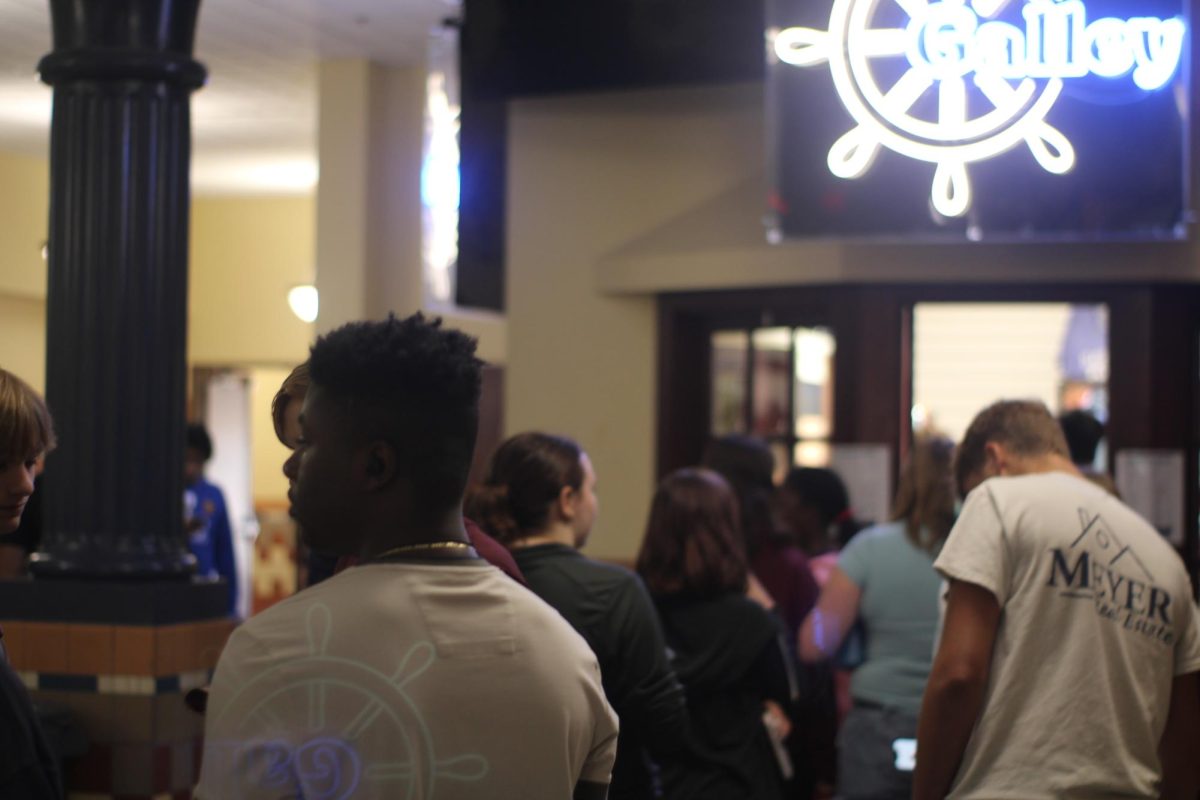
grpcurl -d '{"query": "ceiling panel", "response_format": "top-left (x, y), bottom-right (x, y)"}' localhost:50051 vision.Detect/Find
top-left (0, 0), bottom-right (460, 192)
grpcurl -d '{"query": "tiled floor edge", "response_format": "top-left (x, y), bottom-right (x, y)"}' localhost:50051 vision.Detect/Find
top-left (27, 670), bottom-right (214, 695)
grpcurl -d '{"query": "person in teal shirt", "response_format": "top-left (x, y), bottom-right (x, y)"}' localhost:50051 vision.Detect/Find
top-left (798, 435), bottom-right (956, 800)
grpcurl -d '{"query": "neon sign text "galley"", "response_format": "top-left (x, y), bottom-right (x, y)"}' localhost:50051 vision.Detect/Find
top-left (772, 0), bottom-right (1186, 217)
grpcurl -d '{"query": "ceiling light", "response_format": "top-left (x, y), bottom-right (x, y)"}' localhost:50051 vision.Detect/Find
top-left (287, 285), bottom-right (318, 323)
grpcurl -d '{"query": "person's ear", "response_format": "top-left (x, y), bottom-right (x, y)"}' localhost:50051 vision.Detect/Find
top-left (557, 484), bottom-right (578, 522)
top-left (362, 440), bottom-right (398, 492)
top-left (984, 441), bottom-right (1008, 475)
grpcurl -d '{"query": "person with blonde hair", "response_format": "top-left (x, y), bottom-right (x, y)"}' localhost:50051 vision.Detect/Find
top-left (915, 400), bottom-right (1200, 800)
top-left (0, 367), bottom-right (62, 797)
top-left (798, 434), bottom-right (956, 799)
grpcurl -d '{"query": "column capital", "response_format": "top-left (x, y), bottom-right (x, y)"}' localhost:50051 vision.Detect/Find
top-left (39, 0), bottom-right (206, 89)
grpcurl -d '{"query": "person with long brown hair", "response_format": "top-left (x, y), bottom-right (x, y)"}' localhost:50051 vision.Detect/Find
top-left (637, 468), bottom-right (793, 800)
top-left (467, 431), bottom-right (686, 800)
top-left (797, 434), bottom-right (956, 800)
top-left (701, 435), bottom-right (830, 799)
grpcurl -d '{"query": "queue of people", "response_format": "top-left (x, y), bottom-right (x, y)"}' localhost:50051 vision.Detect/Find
top-left (1, 311), bottom-right (1199, 799)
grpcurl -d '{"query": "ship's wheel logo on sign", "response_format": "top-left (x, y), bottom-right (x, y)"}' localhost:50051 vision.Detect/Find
top-left (771, 0), bottom-right (1186, 217)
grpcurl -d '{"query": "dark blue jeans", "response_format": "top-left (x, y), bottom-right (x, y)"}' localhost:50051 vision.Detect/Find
top-left (837, 702), bottom-right (918, 800)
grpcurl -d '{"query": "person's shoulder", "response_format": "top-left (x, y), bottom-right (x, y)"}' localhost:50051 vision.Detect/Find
top-left (535, 547), bottom-right (640, 591)
top-left (960, 473), bottom-right (1061, 523)
top-left (764, 538), bottom-right (815, 568)
top-left (195, 477), bottom-right (227, 498)
top-left (577, 555), bottom-right (642, 591)
top-left (845, 520), bottom-right (905, 549)
top-left (229, 566), bottom-right (372, 644)
top-left (504, 575), bottom-right (605, 653)
top-left (224, 581), bottom-right (322, 645)
top-left (710, 591), bottom-right (775, 625)
top-left (987, 471), bottom-right (1097, 499)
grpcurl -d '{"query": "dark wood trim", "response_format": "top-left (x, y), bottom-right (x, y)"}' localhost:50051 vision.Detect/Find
top-left (658, 282), bottom-right (1200, 589)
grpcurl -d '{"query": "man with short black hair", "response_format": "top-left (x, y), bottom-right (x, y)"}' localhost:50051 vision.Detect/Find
top-left (914, 399), bottom-right (1200, 800)
top-left (196, 314), bottom-right (617, 799)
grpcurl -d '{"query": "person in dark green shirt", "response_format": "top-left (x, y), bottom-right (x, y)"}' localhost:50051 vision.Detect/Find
top-left (468, 432), bottom-right (688, 800)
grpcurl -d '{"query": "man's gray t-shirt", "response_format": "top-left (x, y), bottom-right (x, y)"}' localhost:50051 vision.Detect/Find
top-left (838, 521), bottom-right (942, 715)
top-left (935, 472), bottom-right (1200, 799)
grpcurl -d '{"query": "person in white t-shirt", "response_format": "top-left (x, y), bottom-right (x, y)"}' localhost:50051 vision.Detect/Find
top-left (914, 400), bottom-right (1200, 800)
top-left (195, 313), bottom-right (618, 800)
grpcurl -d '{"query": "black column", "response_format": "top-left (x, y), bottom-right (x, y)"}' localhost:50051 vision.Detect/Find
top-left (30, 0), bottom-right (206, 579)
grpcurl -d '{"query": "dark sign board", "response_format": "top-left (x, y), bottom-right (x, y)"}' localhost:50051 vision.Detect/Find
top-left (767, 0), bottom-right (1190, 240)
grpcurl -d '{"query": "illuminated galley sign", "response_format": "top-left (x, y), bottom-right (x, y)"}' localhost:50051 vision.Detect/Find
top-left (770, 0), bottom-right (1187, 217)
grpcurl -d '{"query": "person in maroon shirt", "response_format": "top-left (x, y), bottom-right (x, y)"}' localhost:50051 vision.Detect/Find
top-left (701, 436), bottom-right (818, 639)
top-left (702, 435), bottom-right (832, 800)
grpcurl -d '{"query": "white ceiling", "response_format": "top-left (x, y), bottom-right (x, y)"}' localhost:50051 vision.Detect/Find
top-left (0, 0), bottom-right (459, 194)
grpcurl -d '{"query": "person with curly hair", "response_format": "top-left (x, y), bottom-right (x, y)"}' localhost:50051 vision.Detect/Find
top-left (272, 361), bottom-right (524, 589)
top-left (198, 314), bottom-right (617, 800)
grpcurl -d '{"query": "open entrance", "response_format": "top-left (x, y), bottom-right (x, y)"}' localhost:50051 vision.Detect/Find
top-left (912, 302), bottom-right (1110, 471)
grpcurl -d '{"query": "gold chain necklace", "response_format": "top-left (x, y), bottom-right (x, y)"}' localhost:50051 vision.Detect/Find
top-left (371, 541), bottom-right (473, 561)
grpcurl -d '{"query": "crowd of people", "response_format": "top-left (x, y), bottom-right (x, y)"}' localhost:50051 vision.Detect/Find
top-left (1, 311), bottom-right (1199, 799)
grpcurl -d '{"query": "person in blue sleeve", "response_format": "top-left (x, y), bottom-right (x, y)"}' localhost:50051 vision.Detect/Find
top-left (184, 423), bottom-right (238, 617)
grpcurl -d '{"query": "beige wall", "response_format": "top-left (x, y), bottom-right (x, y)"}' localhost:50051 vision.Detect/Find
top-left (0, 153), bottom-right (318, 372)
top-left (0, 294), bottom-right (45, 392)
top-left (506, 81), bottom-right (1200, 560)
top-left (593, 85), bottom-right (1200, 293)
top-left (0, 151), bottom-right (49, 391)
top-left (507, 85), bottom-right (766, 560)
top-left (250, 367), bottom-right (294, 505)
top-left (189, 195), bottom-right (315, 366)
top-left (0, 151), bottom-right (48, 300)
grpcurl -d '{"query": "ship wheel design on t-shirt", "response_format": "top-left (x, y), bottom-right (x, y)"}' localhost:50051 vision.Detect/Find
top-left (210, 603), bottom-right (490, 799)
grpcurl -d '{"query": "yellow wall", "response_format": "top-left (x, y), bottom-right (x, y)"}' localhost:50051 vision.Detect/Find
top-left (0, 151), bottom-right (48, 300)
top-left (0, 151), bottom-right (49, 391)
top-left (507, 85), bottom-right (766, 560)
top-left (506, 81), bottom-right (1200, 561)
top-left (250, 367), bottom-right (294, 505)
top-left (189, 195), bottom-right (315, 366)
top-left (0, 150), bottom-right (317, 373)
top-left (0, 294), bottom-right (46, 392)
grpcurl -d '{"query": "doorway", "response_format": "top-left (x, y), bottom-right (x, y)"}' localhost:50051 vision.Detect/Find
top-left (912, 302), bottom-right (1110, 467)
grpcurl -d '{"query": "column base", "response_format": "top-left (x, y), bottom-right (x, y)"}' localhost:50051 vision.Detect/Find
top-left (29, 544), bottom-right (196, 582)
top-left (0, 579), bottom-right (233, 799)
